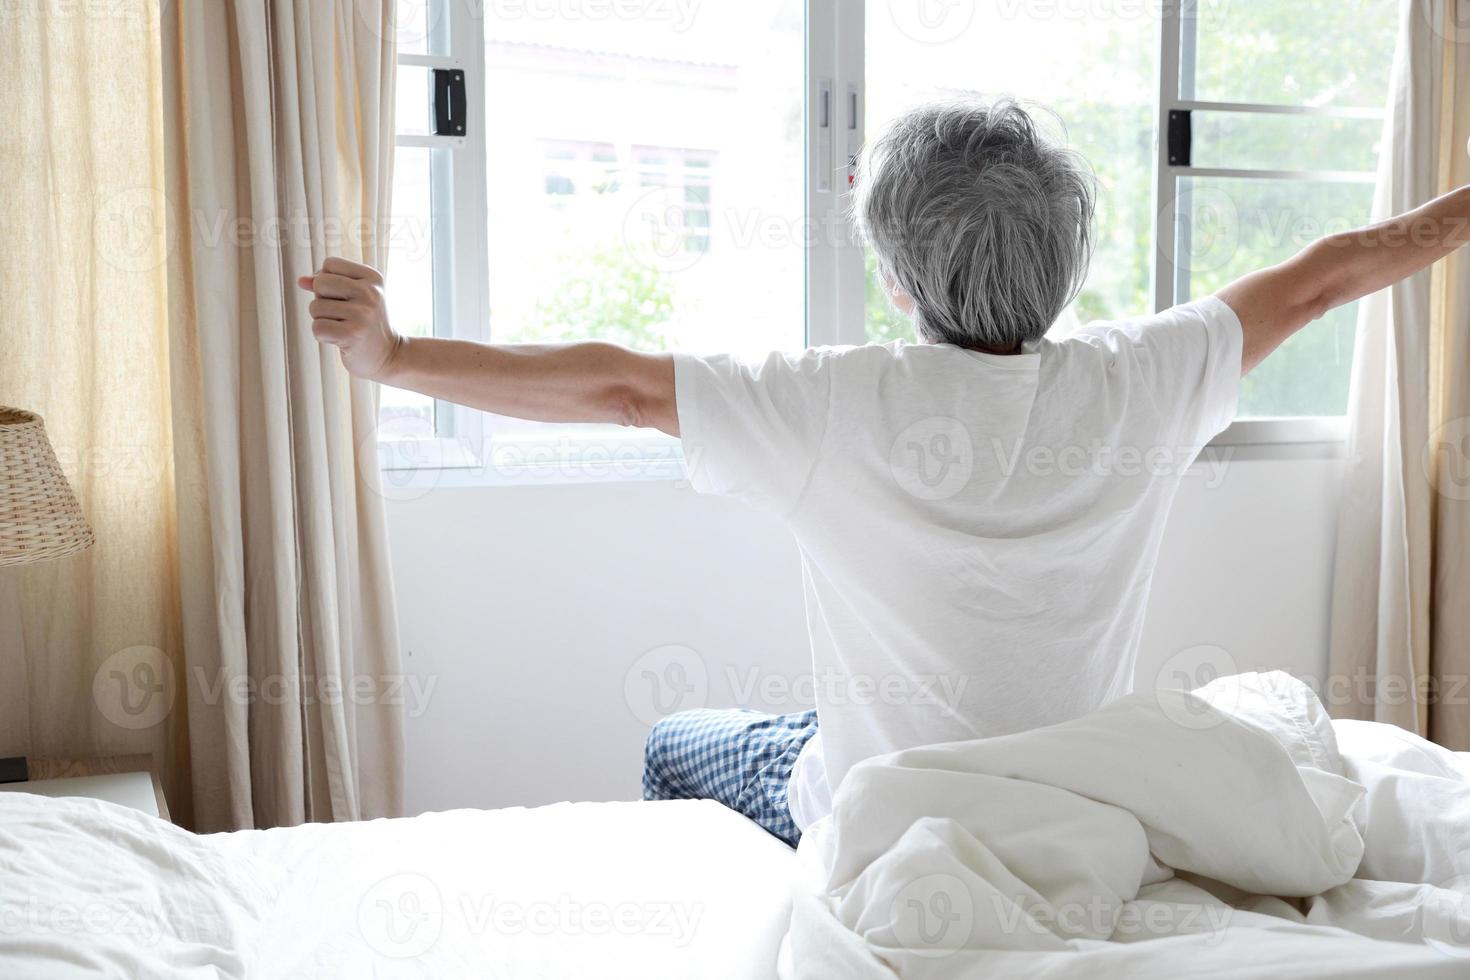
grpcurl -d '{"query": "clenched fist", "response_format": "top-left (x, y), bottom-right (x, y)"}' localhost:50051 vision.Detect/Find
top-left (296, 257), bottom-right (401, 381)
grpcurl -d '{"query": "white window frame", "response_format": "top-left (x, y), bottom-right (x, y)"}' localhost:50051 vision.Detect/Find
top-left (391, 0), bottom-right (490, 473)
top-left (806, 0), bottom-right (866, 349)
top-left (385, 0), bottom-right (1387, 485)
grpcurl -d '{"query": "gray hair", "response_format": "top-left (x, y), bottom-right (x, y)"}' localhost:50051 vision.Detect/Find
top-left (852, 98), bottom-right (1096, 350)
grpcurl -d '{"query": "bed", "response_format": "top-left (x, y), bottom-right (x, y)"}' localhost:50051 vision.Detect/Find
top-left (0, 794), bottom-right (798, 978)
top-left (6, 672), bottom-right (1470, 979)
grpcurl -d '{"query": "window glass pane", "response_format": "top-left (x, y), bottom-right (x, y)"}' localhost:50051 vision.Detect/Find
top-left (383, 145), bottom-right (437, 429)
top-left (1190, 111), bottom-right (1383, 173)
top-left (1191, 0), bottom-right (1399, 108)
top-left (478, 1), bottom-right (804, 461)
top-left (482, 4), bottom-right (803, 357)
top-left (395, 64), bottom-right (432, 137)
top-left (863, 1), bottom-right (1160, 342)
top-left (1175, 177), bottom-right (1374, 418)
top-left (393, 0), bottom-right (444, 57)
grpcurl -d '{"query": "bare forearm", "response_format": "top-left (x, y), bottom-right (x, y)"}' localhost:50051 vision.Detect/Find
top-left (1220, 184), bottom-right (1470, 373)
top-left (1314, 183), bottom-right (1470, 310)
top-left (297, 258), bottom-right (680, 435)
top-left (382, 336), bottom-right (679, 434)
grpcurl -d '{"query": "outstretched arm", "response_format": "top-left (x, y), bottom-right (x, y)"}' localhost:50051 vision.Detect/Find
top-left (297, 257), bottom-right (679, 437)
top-left (1217, 182), bottom-right (1470, 374)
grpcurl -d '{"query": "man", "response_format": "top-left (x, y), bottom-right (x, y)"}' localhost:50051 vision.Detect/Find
top-left (301, 100), bottom-right (1470, 847)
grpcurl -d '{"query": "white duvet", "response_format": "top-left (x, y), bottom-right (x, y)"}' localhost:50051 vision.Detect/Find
top-left (781, 672), bottom-right (1470, 979)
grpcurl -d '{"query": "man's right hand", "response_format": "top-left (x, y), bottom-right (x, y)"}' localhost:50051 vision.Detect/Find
top-left (297, 256), bottom-right (402, 382)
top-left (296, 256), bottom-right (680, 434)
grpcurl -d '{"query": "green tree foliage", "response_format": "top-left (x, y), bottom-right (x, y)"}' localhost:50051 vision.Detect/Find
top-left (523, 243), bottom-right (676, 351)
top-left (864, 248), bottom-right (914, 344)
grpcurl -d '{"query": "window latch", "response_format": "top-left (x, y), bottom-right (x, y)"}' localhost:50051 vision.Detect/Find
top-left (1167, 109), bottom-right (1192, 168)
top-left (433, 68), bottom-right (467, 137)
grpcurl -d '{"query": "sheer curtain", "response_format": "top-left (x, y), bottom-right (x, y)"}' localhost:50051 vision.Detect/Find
top-left (0, 0), bottom-right (188, 824)
top-left (1327, 0), bottom-right (1470, 747)
top-left (161, 0), bottom-right (405, 829)
top-left (0, 0), bottom-right (406, 832)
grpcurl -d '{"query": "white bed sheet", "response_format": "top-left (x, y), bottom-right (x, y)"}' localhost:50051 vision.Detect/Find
top-left (0, 795), bottom-right (798, 979)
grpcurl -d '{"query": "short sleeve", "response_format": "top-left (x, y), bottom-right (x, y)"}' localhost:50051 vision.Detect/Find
top-left (1075, 296), bottom-right (1243, 447)
top-left (674, 349), bottom-right (834, 516)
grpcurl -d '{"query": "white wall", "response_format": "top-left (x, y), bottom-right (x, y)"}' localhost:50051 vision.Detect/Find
top-left (1134, 449), bottom-right (1345, 696)
top-left (388, 450), bottom-right (1343, 816)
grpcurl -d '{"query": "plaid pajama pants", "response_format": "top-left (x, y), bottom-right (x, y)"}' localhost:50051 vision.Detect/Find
top-left (641, 707), bottom-right (820, 847)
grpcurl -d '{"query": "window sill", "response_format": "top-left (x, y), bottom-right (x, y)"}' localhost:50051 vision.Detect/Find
top-left (374, 433), bottom-right (687, 497)
top-left (1205, 417), bottom-right (1346, 464)
top-left (1198, 416), bottom-right (1348, 464)
top-left (373, 416), bottom-right (1348, 496)
top-left (1209, 416), bottom-right (1347, 447)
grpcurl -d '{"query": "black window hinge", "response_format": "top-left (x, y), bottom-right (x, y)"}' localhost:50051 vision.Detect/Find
top-left (433, 68), bottom-right (467, 137)
top-left (1167, 109), bottom-right (1192, 168)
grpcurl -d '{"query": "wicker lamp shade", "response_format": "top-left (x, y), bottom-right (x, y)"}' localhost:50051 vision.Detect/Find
top-left (0, 407), bottom-right (95, 567)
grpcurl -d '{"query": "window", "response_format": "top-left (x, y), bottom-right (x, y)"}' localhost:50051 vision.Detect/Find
top-left (383, 0), bottom-right (804, 481)
top-left (1156, 0), bottom-right (1399, 423)
top-left (382, 0), bottom-right (1399, 483)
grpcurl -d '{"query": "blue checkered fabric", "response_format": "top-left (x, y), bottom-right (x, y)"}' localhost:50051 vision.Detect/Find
top-left (642, 707), bottom-right (820, 847)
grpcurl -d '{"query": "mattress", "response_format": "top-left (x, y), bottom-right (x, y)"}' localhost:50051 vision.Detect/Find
top-left (0, 794), bottom-right (797, 979)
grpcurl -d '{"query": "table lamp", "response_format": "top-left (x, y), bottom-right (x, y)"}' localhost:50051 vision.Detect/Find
top-left (0, 406), bottom-right (96, 782)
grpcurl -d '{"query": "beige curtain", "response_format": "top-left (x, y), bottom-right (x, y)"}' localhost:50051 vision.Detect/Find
top-left (0, 0), bottom-right (189, 824)
top-left (1, 0), bottom-right (404, 832)
top-left (1328, 0), bottom-right (1470, 748)
top-left (161, 0), bottom-right (405, 829)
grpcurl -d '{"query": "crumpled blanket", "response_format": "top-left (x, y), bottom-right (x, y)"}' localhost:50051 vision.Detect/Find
top-left (780, 672), bottom-right (1470, 979)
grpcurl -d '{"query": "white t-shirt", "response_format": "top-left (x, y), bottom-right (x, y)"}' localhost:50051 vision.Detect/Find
top-left (673, 296), bottom-right (1243, 830)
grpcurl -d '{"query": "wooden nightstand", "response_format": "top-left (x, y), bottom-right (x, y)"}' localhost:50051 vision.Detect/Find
top-left (0, 755), bottom-right (170, 821)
